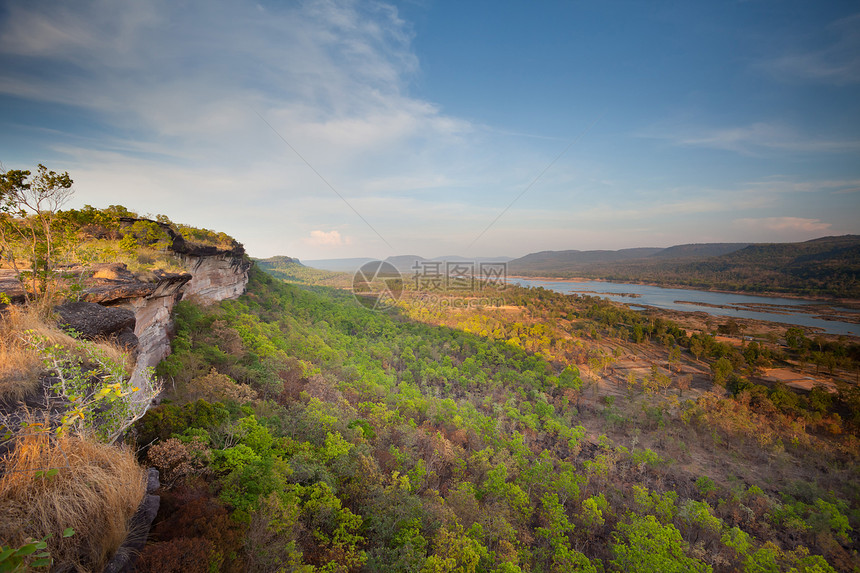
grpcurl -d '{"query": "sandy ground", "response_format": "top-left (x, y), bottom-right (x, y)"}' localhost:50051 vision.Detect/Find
top-left (760, 367), bottom-right (838, 392)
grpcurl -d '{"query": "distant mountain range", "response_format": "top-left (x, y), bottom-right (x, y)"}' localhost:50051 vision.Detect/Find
top-left (268, 236), bottom-right (859, 298)
top-left (303, 255), bottom-right (513, 273)
top-left (508, 236), bottom-right (860, 298)
top-left (508, 243), bottom-right (751, 271)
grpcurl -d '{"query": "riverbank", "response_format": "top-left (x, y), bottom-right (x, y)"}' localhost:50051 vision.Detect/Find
top-left (507, 274), bottom-right (860, 308)
top-left (509, 277), bottom-right (860, 339)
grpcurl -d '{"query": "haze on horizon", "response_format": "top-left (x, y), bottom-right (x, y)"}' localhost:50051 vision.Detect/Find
top-left (1, 0), bottom-right (858, 261)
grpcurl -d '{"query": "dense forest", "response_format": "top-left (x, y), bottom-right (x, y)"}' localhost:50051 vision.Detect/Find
top-left (509, 236), bottom-right (860, 298)
top-left (125, 266), bottom-right (858, 572)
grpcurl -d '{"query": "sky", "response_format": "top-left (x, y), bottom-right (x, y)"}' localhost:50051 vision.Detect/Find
top-left (1, 0), bottom-right (858, 260)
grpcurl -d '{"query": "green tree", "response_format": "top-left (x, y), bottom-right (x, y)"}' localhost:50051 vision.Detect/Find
top-left (785, 327), bottom-right (807, 351)
top-left (0, 164), bottom-right (74, 298)
top-left (610, 514), bottom-right (711, 573)
top-left (668, 345), bottom-right (682, 373)
top-left (690, 337), bottom-right (704, 362)
top-left (710, 357), bottom-right (733, 388)
top-left (422, 523), bottom-right (488, 573)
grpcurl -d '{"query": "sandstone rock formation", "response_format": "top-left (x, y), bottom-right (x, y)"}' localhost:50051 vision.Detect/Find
top-left (77, 238), bottom-right (250, 369)
top-left (179, 252), bottom-right (252, 305)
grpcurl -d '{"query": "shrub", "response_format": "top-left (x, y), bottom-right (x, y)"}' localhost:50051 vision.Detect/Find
top-left (134, 399), bottom-right (230, 447)
top-left (245, 492), bottom-right (309, 573)
top-left (696, 476), bottom-right (717, 498)
top-left (179, 368), bottom-right (257, 405)
top-left (27, 332), bottom-right (161, 443)
top-left (136, 537), bottom-right (218, 573)
top-left (146, 436), bottom-right (211, 487)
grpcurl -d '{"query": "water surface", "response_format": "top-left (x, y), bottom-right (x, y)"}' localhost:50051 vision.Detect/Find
top-left (508, 278), bottom-right (860, 337)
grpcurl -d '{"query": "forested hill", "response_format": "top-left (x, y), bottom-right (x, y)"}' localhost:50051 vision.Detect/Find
top-left (508, 236), bottom-right (860, 298)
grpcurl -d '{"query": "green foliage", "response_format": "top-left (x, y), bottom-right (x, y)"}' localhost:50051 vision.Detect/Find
top-left (0, 530), bottom-right (73, 572)
top-left (610, 514), bottom-right (711, 573)
top-left (721, 526), bottom-right (752, 556)
top-left (119, 219), bottom-right (171, 251)
top-left (298, 481), bottom-right (366, 571)
top-left (422, 523), bottom-right (488, 573)
top-left (25, 332), bottom-right (159, 443)
top-left (0, 536), bottom-right (52, 571)
top-left (0, 163), bottom-right (74, 298)
top-left (321, 431), bottom-right (352, 462)
top-left (711, 357), bottom-right (734, 387)
top-left (631, 486), bottom-right (677, 524)
top-left (743, 543), bottom-right (837, 573)
top-left (581, 493), bottom-right (609, 528)
top-left (677, 499), bottom-right (722, 533)
top-left (771, 496), bottom-right (853, 543)
top-left (696, 476), bottom-right (718, 498)
top-left (135, 399), bottom-right (230, 445)
top-left (629, 447), bottom-right (662, 467)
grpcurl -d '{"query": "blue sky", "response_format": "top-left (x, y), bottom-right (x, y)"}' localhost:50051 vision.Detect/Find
top-left (1, 0), bottom-right (858, 259)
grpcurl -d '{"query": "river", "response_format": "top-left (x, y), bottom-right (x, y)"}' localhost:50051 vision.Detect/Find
top-left (508, 278), bottom-right (860, 337)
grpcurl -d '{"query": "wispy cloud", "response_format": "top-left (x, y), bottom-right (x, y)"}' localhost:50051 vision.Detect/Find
top-left (0, 0), bottom-right (494, 256)
top-left (0, 0), bottom-right (470, 166)
top-left (0, 1), bottom-right (856, 258)
top-left (745, 177), bottom-right (860, 195)
top-left (762, 13), bottom-right (860, 85)
top-left (734, 217), bottom-right (831, 233)
top-left (642, 121), bottom-right (860, 155)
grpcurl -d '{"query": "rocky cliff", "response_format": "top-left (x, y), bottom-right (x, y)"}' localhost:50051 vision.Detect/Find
top-left (81, 242), bottom-right (250, 372)
top-left (179, 252), bottom-right (252, 306)
top-left (59, 230), bottom-right (251, 573)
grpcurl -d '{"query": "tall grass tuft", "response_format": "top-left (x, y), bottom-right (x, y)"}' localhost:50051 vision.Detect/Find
top-left (0, 430), bottom-right (146, 572)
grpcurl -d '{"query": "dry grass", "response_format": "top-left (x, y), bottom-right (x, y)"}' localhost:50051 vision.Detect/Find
top-left (0, 429), bottom-right (146, 572)
top-left (0, 304), bottom-right (73, 401)
top-left (0, 303), bottom-right (134, 402)
top-left (71, 239), bottom-right (187, 274)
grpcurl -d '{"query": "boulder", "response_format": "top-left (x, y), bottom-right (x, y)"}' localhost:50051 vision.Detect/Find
top-left (0, 270), bottom-right (27, 303)
top-left (55, 302), bottom-right (137, 347)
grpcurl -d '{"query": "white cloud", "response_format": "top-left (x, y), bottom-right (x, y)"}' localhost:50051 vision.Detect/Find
top-left (0, 0), bottom-right (471, 167)
top-left (303, 230), bottom-right (351, 247)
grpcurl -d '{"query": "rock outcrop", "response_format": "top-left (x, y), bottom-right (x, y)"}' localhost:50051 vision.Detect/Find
top-left (179, 252), bottom-right (252, 305)
top-left (81, 264), bottom-right (193, 370)
top-left (0, 221), bottom-right (251, 573)
top-left (55, 301), bottom-right (138, 350)
top-left (77, 240), bottom-right (250, 370)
